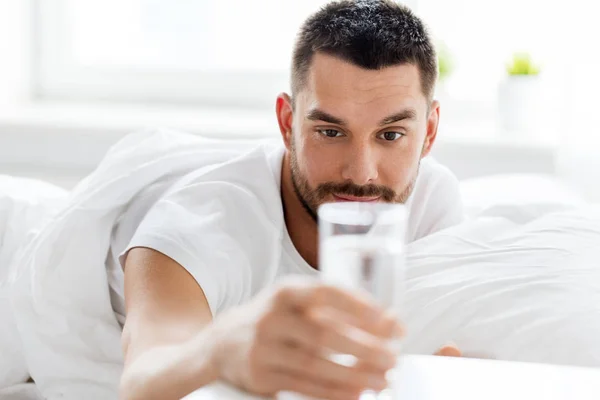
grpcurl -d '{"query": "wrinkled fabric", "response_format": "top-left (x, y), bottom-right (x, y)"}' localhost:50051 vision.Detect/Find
top-left (9, 128), bottom-right (260, 399)
top-left (404, 207), bottom-right (600, 368)
top-left (0, 176), bottom-right (67, 389)
top-left (6, 128), bottom-right (600, 400)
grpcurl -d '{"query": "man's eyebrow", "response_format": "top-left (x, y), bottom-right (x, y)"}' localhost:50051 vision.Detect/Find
top-left (305, 108), bottom-right (417, 126)
top-left (306, 108), bottom-right (346, 125)
top-left (378, 109), bottom-right (417, 126)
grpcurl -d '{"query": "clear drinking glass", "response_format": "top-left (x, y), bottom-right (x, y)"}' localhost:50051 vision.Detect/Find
top-left (318, 202), bottom-right (407, 399)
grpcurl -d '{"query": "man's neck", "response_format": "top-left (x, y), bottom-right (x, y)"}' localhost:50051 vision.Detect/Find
top-left (280, 152), bottom-right (319, 269)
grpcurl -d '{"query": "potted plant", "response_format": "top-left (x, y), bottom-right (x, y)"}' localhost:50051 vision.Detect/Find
top-left (498, 52), bottom-right (541, 133)
top-left (438, 43), bottom-right (454, 83)
top-left (435, 41), bottom-right (454, 100)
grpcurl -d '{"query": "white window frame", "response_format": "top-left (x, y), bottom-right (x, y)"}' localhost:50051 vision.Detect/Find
top-left (34, 0), bottom-right (421, 109)
top-left (33, 0), bottom-right (291, 109)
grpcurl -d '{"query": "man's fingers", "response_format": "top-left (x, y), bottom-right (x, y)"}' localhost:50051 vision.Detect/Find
top-left (259, 312), bottom-right (396, 371)
top-left (435, 343), bottom-right (462, 357)
top-left (273, 279), bottom-right (402, 338)
top-left (276, 280), bottom-right (378, 318)
top-left (262, 341), bottom-right (388, 392)
top-left (309, 310), bottom-right (399, 369)
top-left (311, 306), bottom-right (404, 341)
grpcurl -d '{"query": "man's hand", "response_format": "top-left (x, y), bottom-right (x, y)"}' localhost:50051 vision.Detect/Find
top-left (435, 343), bottom-right (462, 357)
top-left (208, 277), bottom-right (403, 400)
top-left (120, 248), bottom-right (461, 400)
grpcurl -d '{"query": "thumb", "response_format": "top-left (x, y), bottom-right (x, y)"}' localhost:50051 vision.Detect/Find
top-left (435, 342), bottom-right (462, 357)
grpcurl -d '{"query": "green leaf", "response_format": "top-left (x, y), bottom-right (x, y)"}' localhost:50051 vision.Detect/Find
top-left (437, 42), bottom-right (453, 81)
top-left (506, 52), bottom-right (540, 76)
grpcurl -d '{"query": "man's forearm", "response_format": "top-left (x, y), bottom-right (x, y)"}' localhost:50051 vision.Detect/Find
top-left (119, 327), bottom-right (220, 400)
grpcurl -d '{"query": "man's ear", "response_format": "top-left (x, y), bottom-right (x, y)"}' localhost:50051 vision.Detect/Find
top-left (421, 99), bottom-right (440, 158)
top-left (276, 93), bottom-right (294, 151)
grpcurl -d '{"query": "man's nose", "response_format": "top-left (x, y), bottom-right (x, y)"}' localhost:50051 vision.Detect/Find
top-left (341, 143), bottom-right (379, 185)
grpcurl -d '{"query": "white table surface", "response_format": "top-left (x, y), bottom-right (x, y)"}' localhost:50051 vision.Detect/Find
top-left (183, 355), bottom-right (600, 400)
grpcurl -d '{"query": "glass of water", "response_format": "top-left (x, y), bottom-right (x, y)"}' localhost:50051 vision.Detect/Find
top-left (318, 201), bottom-right (407, 399)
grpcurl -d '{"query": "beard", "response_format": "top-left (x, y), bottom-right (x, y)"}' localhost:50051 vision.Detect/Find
top-left (289, 141), bottom-right (418, 222)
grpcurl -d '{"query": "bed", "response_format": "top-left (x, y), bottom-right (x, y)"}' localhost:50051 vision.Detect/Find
top-left (0, 130), bottom-right (598, 399)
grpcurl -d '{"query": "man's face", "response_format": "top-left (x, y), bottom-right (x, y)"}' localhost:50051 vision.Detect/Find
top-left (286, 53), bottom-right (438, 221)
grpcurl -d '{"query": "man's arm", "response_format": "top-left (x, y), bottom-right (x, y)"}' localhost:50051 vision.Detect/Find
top-left (119, 247), bottom-right (218, 400)
top-left (119, 247), bottom-right (407, 400)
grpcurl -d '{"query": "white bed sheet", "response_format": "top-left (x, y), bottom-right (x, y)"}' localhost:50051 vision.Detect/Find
top-left (404, 206), bottom-right (600, 367)
top-left (0, 383), bottom-right (42, 400)
top-left (0, 176), bottom-right (67, 389)
top-left (1, 130), bottom-right (597, 397)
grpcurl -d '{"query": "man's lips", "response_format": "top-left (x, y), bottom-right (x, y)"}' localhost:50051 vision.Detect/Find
top-left (333, 194), bottom-right (381, 202)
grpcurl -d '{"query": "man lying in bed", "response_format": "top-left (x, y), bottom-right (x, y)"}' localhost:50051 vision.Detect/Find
top-left (116, 1), bottom-right (464, 399)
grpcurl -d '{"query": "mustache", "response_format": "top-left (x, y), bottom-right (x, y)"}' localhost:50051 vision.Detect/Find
top-left (314, 181), bottom-right (397, 202)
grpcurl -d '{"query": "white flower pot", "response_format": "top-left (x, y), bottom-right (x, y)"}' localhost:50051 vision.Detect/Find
top-left (497, 75), bottom-right (541, 133)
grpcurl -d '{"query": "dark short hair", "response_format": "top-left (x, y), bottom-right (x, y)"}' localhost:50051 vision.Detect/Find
top-left (291, 0), bottom-right (437, 104)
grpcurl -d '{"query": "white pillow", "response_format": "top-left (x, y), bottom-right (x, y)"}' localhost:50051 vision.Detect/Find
top-left (404, 206), bottom-right (600, 368)
top-left (0, 176), bottom-right (67, 388)
top-left (460, 174), bottom-right (585, 222)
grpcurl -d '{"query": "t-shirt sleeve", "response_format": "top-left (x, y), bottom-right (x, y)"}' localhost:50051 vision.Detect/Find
top-left (409, 159), bottom-right (465, 241)
top-left (426, 169), bottom-right (465, 233)
top-left (120, 180), bottom-right (273, 317)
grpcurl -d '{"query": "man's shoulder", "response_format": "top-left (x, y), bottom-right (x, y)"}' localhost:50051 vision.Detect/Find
top-left (155, 142), bottom-right (285, 226)
top-left (420, 156), bottom-right (457, 179)
top-left (406, 157), bottom-right (464, 241)
top-left (169, 142), bottom-right (283, 196)
top-left (415, 156), bottom-right (460, 194)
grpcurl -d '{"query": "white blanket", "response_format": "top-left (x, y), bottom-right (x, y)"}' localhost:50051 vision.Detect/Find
top-left (0, 176), bottom-right (67, 389)
top-left (6, 129), bottom-right (600, 399)
top-left (404, 207), bottom-right (600, 366)
top-left (9, 129), bottom-right (259, 399)
top-left (0, 383), bottom-right (43, 400)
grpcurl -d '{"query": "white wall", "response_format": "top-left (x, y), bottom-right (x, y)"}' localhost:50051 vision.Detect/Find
top-left (0, 0), bottom-right (32, 106)
top-left (0, 110), bottom-right (559, 190)
top-left (0, 0), bottom-right (588, 197)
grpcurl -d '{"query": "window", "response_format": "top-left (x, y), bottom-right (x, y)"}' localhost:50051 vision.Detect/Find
top-left (34, 0), bottom-right (594, 141)
top-left (420, 0), bottom-right (566, 99)
top-left (35, 0), bottom-right (419, 109)
top-left (416, 0), bottom-right (574, 137)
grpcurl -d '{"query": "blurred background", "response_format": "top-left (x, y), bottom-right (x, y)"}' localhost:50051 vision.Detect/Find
top-left (1, 0), bottom-right (599, 201)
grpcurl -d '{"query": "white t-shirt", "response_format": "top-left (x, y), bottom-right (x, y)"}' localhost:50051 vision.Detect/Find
top-left (107, 143), bottom-right (463, 323)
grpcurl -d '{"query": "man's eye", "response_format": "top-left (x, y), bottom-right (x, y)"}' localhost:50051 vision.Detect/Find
top-left (379, 132), bottom-right (404, 141)
top-left (318, 129), bottom-right (344, 138)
